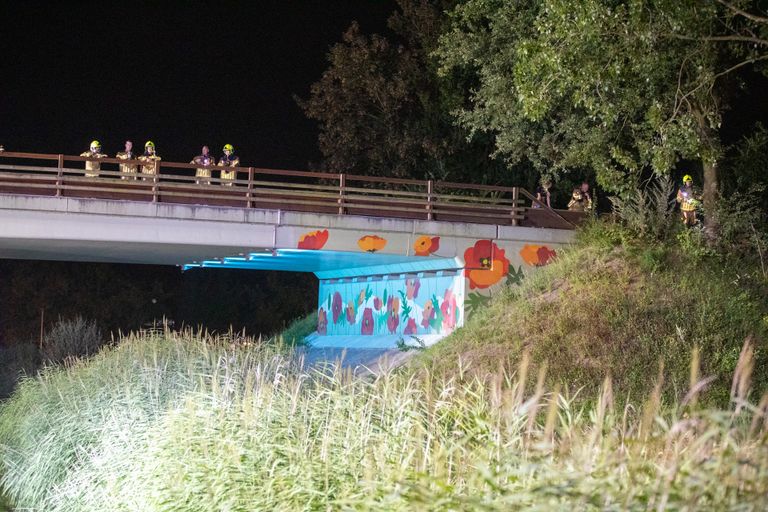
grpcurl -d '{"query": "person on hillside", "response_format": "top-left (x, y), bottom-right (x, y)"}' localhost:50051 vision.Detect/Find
top-left (568, 187), bottom-right (587, 211)
top-left (191, 146), bottom-right (215, 185)
top-left (676, 174), bottom-right (700, 226)
top-left (532, 179), bottom-right (552, 208)
top-left (218, 143), bottom-right (240, 186)
top-left (80, 140), bottom-right (108, 178)
top-left (138, 141), bottom-right (161, 180)
top-left (580, 181), bottom-right (594, 212)
top-left (116, 140), bottom-right (137, 180)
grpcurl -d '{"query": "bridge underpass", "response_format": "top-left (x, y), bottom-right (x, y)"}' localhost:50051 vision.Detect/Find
top-left (0, 152), bottom-right (582, 348)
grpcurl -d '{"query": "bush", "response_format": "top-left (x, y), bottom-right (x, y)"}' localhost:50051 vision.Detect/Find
top-left (42, 317), bottom-right (103, 363)
top-left (609, 175), bottom-right (678, 242)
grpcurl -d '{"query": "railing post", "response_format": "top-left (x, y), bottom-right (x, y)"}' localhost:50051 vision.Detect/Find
top-left (247, 167), bottom-right (254, 208)
top-left (56, 154), bottom-right (64, 197)
top-left (152, 160), bottom-right (160, 203)
top-left (338, 173), bottom-right (346, 215)
top-left (426, 180), bottom-right (434, 221)
top-left (511, 186), bottom-right (519, 226)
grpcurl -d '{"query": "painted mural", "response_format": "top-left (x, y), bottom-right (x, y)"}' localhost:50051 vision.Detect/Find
top-left (317, 273), bottom-right (464, 336)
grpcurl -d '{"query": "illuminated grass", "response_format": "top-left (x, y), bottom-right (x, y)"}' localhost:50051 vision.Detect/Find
top-left (0, 330), bottom-right (767, 510)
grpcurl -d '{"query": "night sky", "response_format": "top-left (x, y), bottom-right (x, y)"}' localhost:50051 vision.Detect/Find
top-left (0, 2), bottom-right (402, 342)
top-left (1, 1), bottom-right (396, 168)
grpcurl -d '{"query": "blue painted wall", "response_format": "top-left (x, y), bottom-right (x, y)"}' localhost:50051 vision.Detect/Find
top-left (317, 272), bottom-right (464, 337)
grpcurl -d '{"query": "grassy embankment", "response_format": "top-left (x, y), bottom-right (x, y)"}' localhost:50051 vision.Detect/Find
top-left (1, 221), bottom-right (767, 510)
top-left (418, 221), bottom-right (768, 406)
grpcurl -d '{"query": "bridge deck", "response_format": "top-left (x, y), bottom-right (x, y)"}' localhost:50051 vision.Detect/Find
top-left (0, 152), bottom-right (584, 229)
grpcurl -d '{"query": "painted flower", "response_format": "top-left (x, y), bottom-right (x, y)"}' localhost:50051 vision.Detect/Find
top-left (297, 229), bottom-right (329, 250)
top-left (332, 291), bottom-right (343, 323)
top-left (464, 240), bottom-right (510, 289)
top-left (373, 296), bottom-right (382, 311)
top-left (520, 244), bottom-right (557, 267)
top-left (414, 235), bottom-right (440, 256)
top-left (441, 289), bottom-right (458, 333)
top-left (358, 235), bottom-right (388, 253)
top-left (346, 300), bottom-right (356, 324)
top-left (387, 296), bottom-right (400, 333)
top-left (406, 277), bottom-right (421, 300)
top-left (421, 299), bottom-right (435, 328)
top-left (404, 318), bottom-right (418, 335)
top-left (317, 307), bottom-right (328, 335)
top-left (361, 308), bottom-right (374, 335)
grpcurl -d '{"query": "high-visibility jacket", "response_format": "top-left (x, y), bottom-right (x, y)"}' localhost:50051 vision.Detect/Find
top-left (191, 154), bottom-right (215, 181)
top-left (116, 151), bottom-right (137, 179)
top-left (218, 154), bottom-right (240, 185)
top-left (676, 186), bottom-right (698, 212)
top-left (568, 191), bottom-right (586, 211)
top-left (138, 153), bottom-right (161, 176)
top-left (80, 150), bottom-right (107, 177)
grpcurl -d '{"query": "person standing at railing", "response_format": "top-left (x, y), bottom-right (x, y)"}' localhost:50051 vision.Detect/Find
top-left (218, 144), bottom-right (239, 186)
top-left (138, 141), bottom-right (161, 180)
top-left (580, 181), bottom-right (594, 212)
top-left (532, 179), bottom-right (552, 208)
top-left (80, 140), bottom-right (108, 177)
top-left (116, 140), bottom-right (137, 180)
top-left (191, 146), bottom-right (214, 185)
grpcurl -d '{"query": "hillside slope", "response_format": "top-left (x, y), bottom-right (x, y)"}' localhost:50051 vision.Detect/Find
top-left (417, 223), bottom-right (768, 405)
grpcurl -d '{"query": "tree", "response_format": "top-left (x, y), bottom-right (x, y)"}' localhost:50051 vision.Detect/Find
top-left (437, 0), bottom-right (768, 209)
top-left (298, 0), bottom-right (516, 185)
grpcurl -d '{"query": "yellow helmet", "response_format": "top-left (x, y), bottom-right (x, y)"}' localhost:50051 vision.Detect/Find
top-left (145, 141), bottom-right (155, 148)
top-left (683, 174), bottom-right (693, 183)
top-left (223, 144), bottom-right (234, 152)
top-left (90, 140), bottom-right (101, 148)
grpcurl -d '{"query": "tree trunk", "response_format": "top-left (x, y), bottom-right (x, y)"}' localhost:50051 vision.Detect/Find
top-left (701, 158), bottom-right (718, 211)
top-left (692, 106), bottom-right (721, 231)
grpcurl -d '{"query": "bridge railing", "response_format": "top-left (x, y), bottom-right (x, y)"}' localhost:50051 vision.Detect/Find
top-left (0, 152), bottom-right (582, 229)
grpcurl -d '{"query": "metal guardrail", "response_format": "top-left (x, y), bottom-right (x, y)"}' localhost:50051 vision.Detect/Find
top-left (0, 152), bottom-right (581, 229)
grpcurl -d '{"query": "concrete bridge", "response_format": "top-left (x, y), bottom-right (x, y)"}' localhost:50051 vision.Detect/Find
top-left (0, 152), bottom-right (583, 348)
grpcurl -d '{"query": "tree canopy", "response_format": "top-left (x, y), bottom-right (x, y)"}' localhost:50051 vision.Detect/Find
top-left (437, 0), bottom-right (768, 204)
top-left (298, 0), bottom-right (517, 185)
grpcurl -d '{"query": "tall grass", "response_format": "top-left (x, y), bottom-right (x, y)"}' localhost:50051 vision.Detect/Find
top-left (1, 331), bottom-right (767, 510)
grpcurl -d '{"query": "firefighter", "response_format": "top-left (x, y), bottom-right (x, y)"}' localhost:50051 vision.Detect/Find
top-left (532, 179), bottom-right (551, 208)
top-left (676, 174), bottom-right (700, 226)
top-left (218, 143), bottom-right (240, 186)
top-left (567, 187), bottom-right (586, 211)
top-left (580, 181), bottom-right (594, 211)
top-left (116, 140), bottom-right (137, 180)
top-left (138, 141), bottom-right (161, 180)
top-left (191, 146), bottom-right (214, 185)
top-left (80, 140), bottom-right (107, 177)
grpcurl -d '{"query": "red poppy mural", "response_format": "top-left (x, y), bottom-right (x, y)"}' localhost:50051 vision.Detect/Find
top-left (386, 296), bottom-right (400, 333)
top-left (346, 300), bottom-right (356, 324)
top-left (361, 308), bottom-right (374, 335)
top-left (464, 240), bottom-right (510, 289)
top-left (331, 292), bottom-right (343, 324)
top-left (440, 289), bottom-right (458, 333)
top-left (421, 299), bottom-right (435, 328)
top-left (297, 229), bottom-right (329, 250)
top-left (358, 235), bottom-right (388, 253)
top-left (520, 244), bottom-right (557, 266)
top-left (317, 307), bottom-right (328, 335)
top-left (414, 235), bottom-right (440, 256)
top-left (404, 318), bottom-right (418, 335)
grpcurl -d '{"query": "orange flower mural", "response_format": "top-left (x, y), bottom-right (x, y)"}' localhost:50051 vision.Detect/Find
top-left (358, 235), bottom-right (387, 253)
top-left (464, 239), bottom-right (510, 289)
top-left (519, 244), bottom-right (557, 267)
top-left (297, 229), bottom-right (329, 250)
top-left (414, 235), bottom-right (440, 256)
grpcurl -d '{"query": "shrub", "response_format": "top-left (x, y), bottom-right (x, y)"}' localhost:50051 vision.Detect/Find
top-left (42, 316), bottom-right (103, 363)
top-left (610, 175), bottom-right (678, 241)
